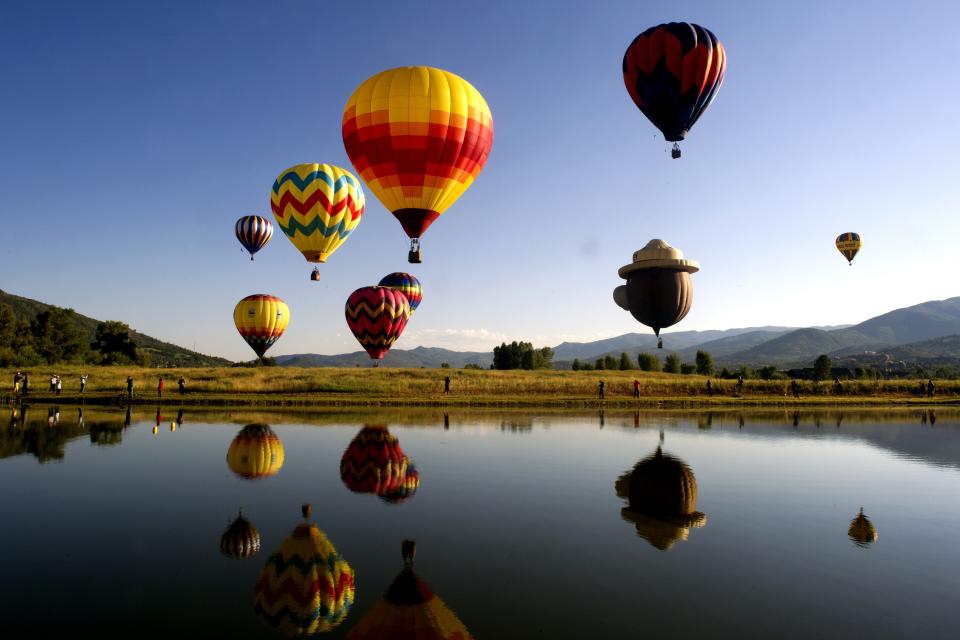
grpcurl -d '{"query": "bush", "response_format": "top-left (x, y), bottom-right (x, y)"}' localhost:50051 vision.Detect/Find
top-left (695, 350), bottom-right (714, 376)
top-left (637, 353), bottom-right (661, 372)
top-left (664, 353), bottom-right (681, 374)
top-left (681, 364), bottom-right (696, 375)
top-left (619, 352), bottom-right (634, 370)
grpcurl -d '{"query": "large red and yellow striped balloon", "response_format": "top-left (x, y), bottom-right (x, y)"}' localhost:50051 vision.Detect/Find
top-left (345, 287), bottom-right (410, 361)
top-left (233, 294), bottom-right (289, 358)
top-left (270, 163), bottom-right (364, 276)
top-left (340, 425), bottom-right (410, 497)
top-left (342, 67), bottom-right (494, 255)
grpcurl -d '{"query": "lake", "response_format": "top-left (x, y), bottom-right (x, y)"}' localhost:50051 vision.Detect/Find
top-left (2, 405), bottom-right (959, 638)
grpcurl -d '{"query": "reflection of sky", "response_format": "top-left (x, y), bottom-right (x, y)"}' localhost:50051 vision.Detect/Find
top-left (1, 411), bottom-right (959, 637)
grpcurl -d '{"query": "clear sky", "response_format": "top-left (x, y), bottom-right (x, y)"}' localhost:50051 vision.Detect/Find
top-left (2, 0), bottom-right (958, 361)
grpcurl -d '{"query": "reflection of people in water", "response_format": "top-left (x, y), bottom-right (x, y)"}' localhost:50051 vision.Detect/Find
top-left (738, 414), bottom-right (745, 429)
top-left (124, 405), bottom-right (132, 427)
top-left (792, 411), bottom-right (800, 427)
top-left (443, 413), bottom-right (449, 430)
top-left (155, 407), bottom-right (161, 427)
top-left (599, 408), bottom-right (605, 429)
top-left (929, 410), bottom-right (937, 425)
top-left (634, 411), bottom-right (640, 428)
top-left (836, 413), bottom-right (844, 429)
top-left (176, 408), bottom-right (184, 427)
top-left (77, 407), bottom-right (84, 428)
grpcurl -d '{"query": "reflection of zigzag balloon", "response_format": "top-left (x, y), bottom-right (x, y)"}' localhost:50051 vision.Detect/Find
top-left (254, 516), bottom-right (355, 636)
top-left (345, 287), bottom-right (410, 361)
top-left (378, 272), bottom-right (423, 314)
top-left (270, 163), bottom-right (364, 264)
top-left (341, 426), bottom-right (409, 496)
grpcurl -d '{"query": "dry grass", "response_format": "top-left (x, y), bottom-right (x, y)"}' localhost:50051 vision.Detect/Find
top-left (2, 365), bottom-right (957, 408)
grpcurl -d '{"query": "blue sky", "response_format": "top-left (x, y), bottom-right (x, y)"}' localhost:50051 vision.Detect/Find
top-left (2, 0), bottom-right (958, 360)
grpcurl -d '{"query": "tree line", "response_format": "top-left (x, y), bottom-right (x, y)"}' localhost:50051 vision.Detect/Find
top-left (0, 302), bottom-right (149, 367)
top-left (492, 341), bottom-right (555, 370)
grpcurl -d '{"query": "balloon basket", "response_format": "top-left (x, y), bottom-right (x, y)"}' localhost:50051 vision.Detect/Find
top-left (408, 250), bottom-right (422, 264)
top-left (671, 144), bottom-right (681, 159)
top-left (310, 267), bottom-right (320, 281)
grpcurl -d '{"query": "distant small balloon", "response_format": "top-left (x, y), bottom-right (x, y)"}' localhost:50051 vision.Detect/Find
top-left (835, 232), bottom-right (861, 265)
top-left (235, 215), bottom-right (273, 260)
top-left (378, 272), bottom-right (422, 314)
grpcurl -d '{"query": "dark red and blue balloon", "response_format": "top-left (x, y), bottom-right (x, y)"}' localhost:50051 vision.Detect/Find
top-left (623, 23), bottom-right (726, 157)
top-left (235, 215), bottom-right (274, 260)
top-left (378, 272), bottom-right (422, 314)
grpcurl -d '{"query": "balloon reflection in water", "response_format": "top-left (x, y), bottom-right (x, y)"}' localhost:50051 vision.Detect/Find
top-left (227, 424), bottom-right (285, 480)
top-left (347, 540), bottom-right (473, 640)
top-left (848, 508), bottom-right (878, 547)
top-left (615, 447), bottom-right (706, 550)
top-left (220, 511), bottom-right (261, 559)
top-left (254, 504), bottom-right (355, 636)
top-left (340, 426), bottom-right (419, 504)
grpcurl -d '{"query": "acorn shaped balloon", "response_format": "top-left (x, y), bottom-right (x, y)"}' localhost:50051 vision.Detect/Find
top-left (270, 163), bottom-right (365, 280)
top-left (234, 294), bottom-right (289, 359)
top-left (254, 504), bottom-right (356, 636)
top-left (848, 507), bottom-right (878, 547)
top-left (235, 215), bottom-right (274, 260)
top-left (345, 287), bottom-right (411, 363)
top-left (343, 66), bottom-right (494, 263)
top-left (226, 424), bottom-right (285, 480)
top-left (378, 273), bottom-right (423, 314)
top-left (616, 240), bottom-right (699, 348)
top-left (220, 510), bottom-right (261, 559)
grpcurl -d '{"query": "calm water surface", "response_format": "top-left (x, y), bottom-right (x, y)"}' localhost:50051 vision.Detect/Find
top-left (2, 406), bottom-right (959, 638)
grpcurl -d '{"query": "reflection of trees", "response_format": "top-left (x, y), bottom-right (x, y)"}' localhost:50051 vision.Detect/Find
top-left (499, 418), bottom-right (533, 433)
top-left (1, 406), bottom-right (125, 462)
top-left (89, 423), bottom-right (123, 446)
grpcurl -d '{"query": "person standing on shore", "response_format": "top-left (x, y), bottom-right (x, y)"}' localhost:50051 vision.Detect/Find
top-left (49, 374), bottom-right (56, 393)
top-left (791, 379), bottom-right (800, 399)
top-left (706, 379), bottom-right (713, 397)
top-left (56, 375), bottom-right (62, 397)
top-left (927, 379), bottom-right (935, 398)
top-left (80, 374), bottom-right (88, 394)
top-left (598, 380), bottom-right (605, 400)
top-left (633, 379), bottom-right (640, 399)
top-left (158, 376), bottom-right (164, 400)
top-left (736, 375), bottom-right (744, 395)
top-left (127, 376), bottom-right (134, 400)
top-left (13, 371), bottom-right (22, 397)
top-left (443, 376), bottom-right (450, 394)
top-left (178, 376), bottom-right (185, 396)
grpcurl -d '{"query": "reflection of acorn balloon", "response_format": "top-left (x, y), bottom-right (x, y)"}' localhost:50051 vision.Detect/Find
top-left (340, 426), bottom-right (411, 498)
top-left (848, 507), bottom-right (878, 547)
top-left (220, 511), bottom-right (261, 559)
top-left (616, 240), bottom-right (699, 347)
top-left (254, 504), bottom-right (355, 636)
top-left (227, 424), bottom-right (285, 479)
top-left (615, 447), bottom-right (706, 550)
top-left (347, 540), bottom-right (472, 640)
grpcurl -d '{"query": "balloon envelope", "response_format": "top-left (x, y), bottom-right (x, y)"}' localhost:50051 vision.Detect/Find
top-left (235, 215), bottom-right (274, 259)
top-left (226, 424), bottom-right (285, 479)
top-left (220, 512), bottom-right (261, 559)
top-left (836, 232), bottom-right (862, 264)
top-left (270, 163), bottom-right (364, 265)
top-left (623, 23), bottom-right (726, 143)
top-left (340, 426), bottom-right (410, 496)
top-left (342, 66), bottom-right (494, 242)
top-left (378, 272), bottom-right (423, 313)
top-left (345, 287), bottom-right (411, 361)
top-left (234, 294), bottom-right (289, 358)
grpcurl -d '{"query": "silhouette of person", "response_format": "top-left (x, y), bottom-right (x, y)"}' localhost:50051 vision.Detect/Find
top-left (706, 380), bottom-right (713, 397)
top-left (178, 376), bottom-right (185, 396)
top-left (791, 379), bottom-right (800, 399)
top-left (633, 379), bottom-right (640, 399)
top-left (927, 379), bottom-right (935, 397)
top-left (834, 376), bottom-right (842, 395)
top-left (443, 376), bottom-right (450, 394)
top-left (126, 376), bottom-right (134, 400)
top-left (157, 376), bottom-right (164, 399)
top-left (598, 380), bottom-right (605, 400)
top-left (736, 375), bottom-right (744, 394)
top-left (80, 374), bottom-right (88, 394)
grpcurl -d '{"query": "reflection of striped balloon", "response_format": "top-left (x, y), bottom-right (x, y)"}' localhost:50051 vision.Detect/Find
top-left (270, 163), bottom-right (364, 264)
top-left (380, 464), bottom-right (420, 505)
top-left (226, 424), bottom-right (285, 479)
top-left (254, 521), bottom-right (355, 636)
top-left (235, 215), bottom-right (274, 259)
top-left (340, 426), bottom-right (409, 496)
top-left (835, 232), bottom-right (862, 265)
top-left (233, 294), bottom-right (289, 358)
top-left (378, 273), bottom-right (422, 314)
top-left (342, 67), bottom-right (494, 241)
top-left (220, 512), bottom-right (261, 559)
top-left (345, 287), bottom-right (410, 361)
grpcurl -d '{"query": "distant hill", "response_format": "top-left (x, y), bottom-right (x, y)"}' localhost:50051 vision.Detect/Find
top-left (847, 297), bottom-right (960, 344)
top-left (275, 346), bottom-right (491, 369)
top-left (0, 288), bottom-right (229, 367)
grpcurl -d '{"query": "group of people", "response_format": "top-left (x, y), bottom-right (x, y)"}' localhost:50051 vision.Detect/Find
top-left (9, 371), bottom-right (189, 401)
top-left (126, 375), bottom-right (187, 400)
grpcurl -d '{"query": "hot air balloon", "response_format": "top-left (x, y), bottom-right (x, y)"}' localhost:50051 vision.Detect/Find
top-left (615, 447), bottom-right (707, 551)
top-left (378, 272), bottom-right (423, 314)
top-left (220, 510), bottom-right (261, 559)
top-left (616, 240), bottom-right (699, 348)
top-left (836, 232), bottom-right (861, 265)
top-left (270, 163), bottom-right (365, 281)
top-left (848, 507), bottom-right (878, 547)
top-left (345, 287), bottom-right (410, 363)
top-left (347, 540), bottom-right (473, 640)
top-left (623, 22), bottom-right (726, 158)
top-left (340, 425), bottom-right (418, 502)
top-left (343, 66), bottom-right (494, 263)
top-left (613, 285), bottom-right (629, 311)
top-left (234, 294), bottom-right (289, 359)
top-left (226, 424), bottom-right (285, 479)
top-left (235, 215), bottom-right (274, 260)
top-left (254, 504), bottom-right (355, 636)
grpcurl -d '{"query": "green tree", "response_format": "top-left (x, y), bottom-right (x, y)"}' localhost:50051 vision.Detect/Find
top-left (619, 352), bottom-right (634, 370)
top-left (603, 354), bottom-right (618, 370)
top-left (572, 358), bottom-right (582, 371)
top-left (637, 352), bottom-right (661, 372)
top-left (92, 321), bottom-right (139, 364)
top-left (664, 353), bottom-right (681, 374)
top-left (31, 307), bottom-right (86, 363)
top-left (813, 354), bottom-right (832, 381)
top-left (493, 341), bottom-right (553, 370)
top-left (0, 303), bottom-right (16, 347)
top-left (595, 358), bottom-right (604, 370)
top-left (695, 350), bottom-right (714, 376)
top-left (738, 365), bottom-right (752, 379)
top-left (680, 363), bottom-right (696, 375)
top-left (756, 365), bottom-right (778, 380)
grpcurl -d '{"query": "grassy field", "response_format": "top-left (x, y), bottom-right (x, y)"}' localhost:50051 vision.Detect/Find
top-left (3, 365), bottom-right (957, 408)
